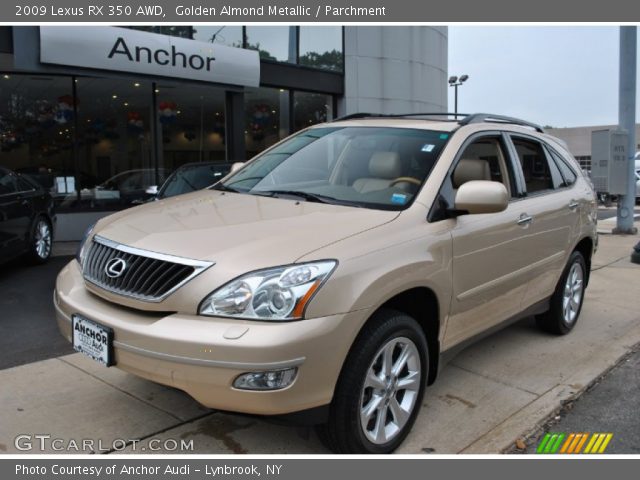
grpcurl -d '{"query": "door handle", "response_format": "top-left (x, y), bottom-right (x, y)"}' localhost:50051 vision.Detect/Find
top-left (568, 200), bottom-right (579, 210)
top-left (517, 214), bottom-right (533, 226)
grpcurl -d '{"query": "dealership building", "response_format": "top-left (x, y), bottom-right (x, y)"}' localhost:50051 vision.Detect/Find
top-left (548, 124), bottom-right (640, 171)
top-left (0, 26), bottom-right (448, 240)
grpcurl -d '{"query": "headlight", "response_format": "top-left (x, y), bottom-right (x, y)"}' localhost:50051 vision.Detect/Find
top-left (76, 223), bottom-right (95, 267)
top-left (198, 260), bottom-right (337, 321)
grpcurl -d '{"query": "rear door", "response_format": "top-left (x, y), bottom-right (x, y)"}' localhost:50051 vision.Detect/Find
top-left (505, 134), bottom-right (577, 308)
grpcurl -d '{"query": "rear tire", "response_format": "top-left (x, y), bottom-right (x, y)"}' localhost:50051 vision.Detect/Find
top-left (536, 251), bottom-right (587, 335)
top-left (316, 309), bottom-right (428, 453)
top-left (24, 216), bottom-right (53, 265)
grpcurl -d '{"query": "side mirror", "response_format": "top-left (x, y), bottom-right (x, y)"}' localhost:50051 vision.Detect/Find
top-left (454, 180), bottom-right (508, 215)
top-left (145, 185), bottom-right (158, 195)
top-left (230, 162), bottom-right (245, 173)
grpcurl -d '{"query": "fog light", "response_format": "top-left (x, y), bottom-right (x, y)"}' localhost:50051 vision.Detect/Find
top-left (233, 368), bottom-right (297, 391)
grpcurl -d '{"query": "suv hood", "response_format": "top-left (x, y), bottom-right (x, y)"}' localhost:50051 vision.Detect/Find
top-left (95, 190), bottom-right (399, 266)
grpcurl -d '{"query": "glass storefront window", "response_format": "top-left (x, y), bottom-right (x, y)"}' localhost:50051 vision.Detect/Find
top-left (158, 26), bottom-right (192, 38)
top-left (192, 25), bottom-right (243, 47)
top-left (2, 24), bottom-right (345, 216)
top-left (0, 74), bottom-right (75, 205)
top-left (245, 27), bottom-right (296, 62)
top-left (156, 82), bottom-right (226, 172)
top-left (294, 92), bottom-right (334, 132)
top-left (245, 87), bottom-right (290, 158)
top-left (71, 77), bottom-right (155, 211)
top-left (299, 27), bottom-right (343, 72)
top-left (127, 26), bottom-right (193, 39)
top-left (124, 26), bottom-right (345, 72)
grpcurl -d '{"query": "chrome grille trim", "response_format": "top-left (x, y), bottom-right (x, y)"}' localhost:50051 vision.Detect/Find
top-left (82, 235), bottom-right (214, 302)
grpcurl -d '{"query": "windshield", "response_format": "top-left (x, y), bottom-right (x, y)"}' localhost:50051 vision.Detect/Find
top-left (161, 164), bottom-right (231, 198)
top-left (100, 170), bottom-right (165, 191)
top-left (217, 127), bottom-right (450, 210)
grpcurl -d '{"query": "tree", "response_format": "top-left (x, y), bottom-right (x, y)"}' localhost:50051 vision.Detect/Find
top-left (236, 41), bottom-right (277, 61)
top-left (298, 50), bottom-right (343, 71)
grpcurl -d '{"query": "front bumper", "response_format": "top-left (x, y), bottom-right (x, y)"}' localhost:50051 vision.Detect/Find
top-left (55, 260), bottom-right (367, 416)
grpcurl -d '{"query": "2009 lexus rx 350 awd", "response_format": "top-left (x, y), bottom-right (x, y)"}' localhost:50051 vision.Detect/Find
top-left (55, 113), bottom-right (597, 453)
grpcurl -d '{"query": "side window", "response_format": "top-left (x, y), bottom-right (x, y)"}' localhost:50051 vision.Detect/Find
top-left (451, 137), bottom-right (516, 197)
top-left (430, 135), bottom-right (518, 222)
top-left (548, 149), bottom-right (578, 186)
top-left (0, 171), bottom-right (19, 196)
top-left (512, 137), bottom-right (562, 194)
top-left (17, 177), bottom-right (35, 192)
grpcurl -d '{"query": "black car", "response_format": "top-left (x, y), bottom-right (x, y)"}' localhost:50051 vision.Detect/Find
top-left (155, 162), bottom-right (233, 199)
top-left (0, 167), bottom-right (56, 265)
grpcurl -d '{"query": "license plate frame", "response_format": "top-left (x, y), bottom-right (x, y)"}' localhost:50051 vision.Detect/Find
top-left (71, 314), bottom-right (114, 367)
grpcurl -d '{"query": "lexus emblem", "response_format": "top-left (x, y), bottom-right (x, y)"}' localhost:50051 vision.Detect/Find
top-left (105, 258), bottom-right (127, 278)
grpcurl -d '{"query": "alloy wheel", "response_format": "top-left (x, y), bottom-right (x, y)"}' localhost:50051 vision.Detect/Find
top-left (562, 261), bottom-right (584, 325)
top-left (359, 336), bottom-right (421, 445)
top-left (34, 220), bottom-right (52, 259)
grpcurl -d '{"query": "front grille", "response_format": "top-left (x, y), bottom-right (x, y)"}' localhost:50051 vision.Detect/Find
top-left (83, 236), bottom-right (213, 302)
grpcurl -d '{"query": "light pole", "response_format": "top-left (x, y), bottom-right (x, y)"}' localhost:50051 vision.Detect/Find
top-left (449, 75), bottom-right (469, 117)
top-left (615, 26), bottom-right (637, 234)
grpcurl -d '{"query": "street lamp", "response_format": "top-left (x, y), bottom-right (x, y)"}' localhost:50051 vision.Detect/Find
top-left (449, 74), bottom-right (469, 117)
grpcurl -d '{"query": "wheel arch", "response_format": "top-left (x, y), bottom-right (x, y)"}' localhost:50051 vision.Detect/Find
top-left (346, 286), bottom-right (442, 386)
top-left (573, 236), bottom-right (594, 286)
top-left (378, 287), bottom-right (441, 385)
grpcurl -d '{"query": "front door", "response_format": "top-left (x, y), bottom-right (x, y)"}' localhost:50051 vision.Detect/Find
top-left (440, 134), bottom-right (533, 349)
top-left (0, 169), bottom-right (31, 260)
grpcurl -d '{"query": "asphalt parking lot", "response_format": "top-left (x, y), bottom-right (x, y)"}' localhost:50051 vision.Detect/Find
top-left (0, 256), bottom-right (73, 370)
top-left (520, 347), bottom-right (640, 454)
top-left (597, 206), bottom-right (640, 221)
top-left (0, 226), bottom-right (639, 454)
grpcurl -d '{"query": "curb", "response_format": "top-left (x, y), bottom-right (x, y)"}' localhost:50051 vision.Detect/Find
top-left (460, 332), bottom-right (640, 454)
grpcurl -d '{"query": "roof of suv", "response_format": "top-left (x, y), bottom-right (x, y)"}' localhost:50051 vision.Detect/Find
top-left (322, 112), bottom-right (573, 155)
top-left (325, 117), bottom-right (460, 132)
top-left (324, 112), bottom-right (545, 134)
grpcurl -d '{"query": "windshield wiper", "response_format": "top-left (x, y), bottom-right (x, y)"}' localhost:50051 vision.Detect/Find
top-left (256, 189), bottom-right (334, 204)
top-left (212, 183), bottom-right (241, 193)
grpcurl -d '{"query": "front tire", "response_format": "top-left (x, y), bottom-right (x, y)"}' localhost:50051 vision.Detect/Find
top-left (317, 309), bottom-right (428, 453)
top-left (25, 216), bottom-right (53, 265)
top-left (536, 251), bottom-right (587, 335)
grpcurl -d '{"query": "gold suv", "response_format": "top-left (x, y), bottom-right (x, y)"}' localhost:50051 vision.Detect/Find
top-left (55, 113), bottom-right (597, 453)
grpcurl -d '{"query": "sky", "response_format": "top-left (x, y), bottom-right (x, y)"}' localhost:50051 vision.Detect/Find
top-left (448, 26), bottom-right (640, 128)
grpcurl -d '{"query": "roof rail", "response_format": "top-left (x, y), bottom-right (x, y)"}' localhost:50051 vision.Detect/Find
top-left (332, 113), bottom-right (387, 121)
top-left (332, 112), bottom-right (545, 133)
top-left (387, 112), bottom-right (469, 119)
top-left (332, 112), bottom-right (468, 122)
top-left (459, 113), bottom-right (545, 133)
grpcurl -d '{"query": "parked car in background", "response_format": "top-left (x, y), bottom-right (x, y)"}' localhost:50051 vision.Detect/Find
top-left (96, 169), bottom-right (168, 206)
top-left (55, 113), bottom-right (597, 453)
top-left (151, 162), bottom-right (233, 200)
top-left (56, 169), bottom-right (169, 210)
top-left (0, 166), bottom-right (56, 265)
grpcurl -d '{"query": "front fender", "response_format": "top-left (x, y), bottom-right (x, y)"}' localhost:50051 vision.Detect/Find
top-left (300, 216), bottom-right (453, 344)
